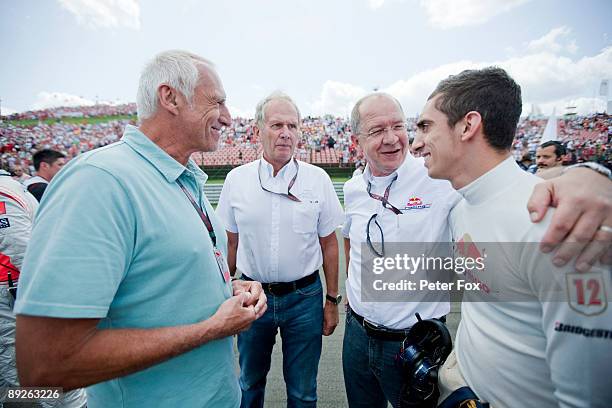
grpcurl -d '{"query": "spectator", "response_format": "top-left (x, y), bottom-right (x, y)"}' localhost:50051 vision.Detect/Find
top-left (535, 141), bottom-right (566, 172)
top-left (23, 149), bottom-right (66, 201)
top-left (10, 165), bottom-right (30, 184)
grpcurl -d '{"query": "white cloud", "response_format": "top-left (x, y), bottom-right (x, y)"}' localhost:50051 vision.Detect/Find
top-left (535, 97), bottom-right (607, 116)
top-left (1, 106), bottom-right (18, 116)
top-left (527, 26), bottom-right (578, 54)
top-left (367, 0), bottom-right (386, 9)
top-left (228, 105), bottom-right (254, 119)
top-left (32, 92), bottom-right (95, 110)
top-left (504, 47), bottom-right (611, 104)
top-left (367, 0), bottom-right (530, 29)
top-left (309, 81), bottom-right (367, 117)
top-left (385, 61), bottom-right (480, 115)
top-left (420, 0), bottom-right (530, 29)
top-left (58, 0), bottom-right (141, 30)
top-left (308, 44), bottom-right (612, 117)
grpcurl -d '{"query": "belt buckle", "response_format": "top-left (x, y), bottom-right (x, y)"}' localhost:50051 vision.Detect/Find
top-left (363, 319), bottom-right (382, 334)
top-left (267, 282), bottom-right (282, 296)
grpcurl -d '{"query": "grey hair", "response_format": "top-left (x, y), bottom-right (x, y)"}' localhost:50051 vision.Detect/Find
top-left (350, 92), bottom-right (405, 135)
top-left (254, 91), bottom-right (301, 128)
top-left (136, 50), bottom-right (213, 120)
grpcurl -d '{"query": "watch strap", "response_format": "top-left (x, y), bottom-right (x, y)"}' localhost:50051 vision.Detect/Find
top-left (326, 294), bottom-right (342, 305)
top-left (563, 162), bottom-right (612, 181)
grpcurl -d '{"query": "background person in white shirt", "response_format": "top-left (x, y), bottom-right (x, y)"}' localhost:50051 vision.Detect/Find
top-left (23, 149), bottom-right (66, 202)
top-left (412, 66), bottom-right (611, 407)
top-left (0, 170), bottom-right (87, 407)
top-left (216, 91), bottom-right (344, 408)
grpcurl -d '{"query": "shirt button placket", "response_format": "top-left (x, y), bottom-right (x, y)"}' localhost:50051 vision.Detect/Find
top-left (271, 194), bottom-right (280, 281)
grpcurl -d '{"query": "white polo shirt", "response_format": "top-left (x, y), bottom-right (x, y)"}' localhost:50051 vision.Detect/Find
top-left (343, 153), bottom-right (460, 329)
top-left (23, 175), bottom-right (48, 188)
top-left (217, 157), bottom-right (343, 283)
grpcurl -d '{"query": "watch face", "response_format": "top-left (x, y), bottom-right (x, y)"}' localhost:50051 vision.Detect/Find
top-left (327, 294), bottom-right (342, 304)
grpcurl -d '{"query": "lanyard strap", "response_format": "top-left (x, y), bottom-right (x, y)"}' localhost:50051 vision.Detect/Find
top-left (258, 158), bottom-right (301, 202)
top-left (367, 175), bottom-right (403, 215)
top-left (176, 180), bottom-right (216, 247)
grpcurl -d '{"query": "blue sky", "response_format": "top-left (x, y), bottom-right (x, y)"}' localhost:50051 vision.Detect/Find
top-left (1, 0), bottom-right (611, 117)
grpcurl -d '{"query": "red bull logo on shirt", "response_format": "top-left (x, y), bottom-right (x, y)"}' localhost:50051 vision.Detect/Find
top-left (456, 234), bottom-right (491, 294)
top-left (403, 196), bottom-right (431, 210)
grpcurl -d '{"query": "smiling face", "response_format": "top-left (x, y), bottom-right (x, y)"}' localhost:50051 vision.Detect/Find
top-left (412, 95), bottom-right (461, 181)
top-left (356, 95), bottom-right (408, 177)
top-left (181, 65), bottom-right (231, 153)
top-left (256, 99), bottom-right (300, 170)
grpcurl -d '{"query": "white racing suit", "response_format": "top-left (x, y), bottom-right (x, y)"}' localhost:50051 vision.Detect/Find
top-left (0, 171), bottom-right (87, 407)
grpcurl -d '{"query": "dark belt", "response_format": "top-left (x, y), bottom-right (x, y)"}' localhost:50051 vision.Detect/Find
top-left (349, 306), bottom-right (446, 341)
top-left (241, 271), bottom-right (318, 296)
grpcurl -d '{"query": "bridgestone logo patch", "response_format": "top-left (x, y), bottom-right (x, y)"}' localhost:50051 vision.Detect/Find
top-left (554, 322), bottom-right (612, 340)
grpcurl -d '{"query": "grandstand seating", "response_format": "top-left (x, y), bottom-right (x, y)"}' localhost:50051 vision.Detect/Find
top-left (1, 105), bottom-right (610, 173)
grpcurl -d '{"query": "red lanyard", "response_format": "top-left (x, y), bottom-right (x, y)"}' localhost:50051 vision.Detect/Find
top-left (367, 175), bottom-right (403, 215)
top-left (176, 180), bottom-right (216, 247)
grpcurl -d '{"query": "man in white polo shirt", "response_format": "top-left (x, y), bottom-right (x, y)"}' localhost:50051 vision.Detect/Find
top-left (216, 91), bottom-right (344, 407)
top-left (342, 92), bottom-right (459, 407)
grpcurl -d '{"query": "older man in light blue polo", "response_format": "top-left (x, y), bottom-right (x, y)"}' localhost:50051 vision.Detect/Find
top-left (14, 50), bottom-right (266, 408)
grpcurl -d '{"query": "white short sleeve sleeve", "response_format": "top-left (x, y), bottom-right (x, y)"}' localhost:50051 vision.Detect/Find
top-left (316, 172), bottom-right (343, 237)
top-left (216, 172), bottom-right (238, 233)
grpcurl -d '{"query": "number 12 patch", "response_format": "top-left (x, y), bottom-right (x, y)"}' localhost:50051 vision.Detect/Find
top-left (566, 272), bottom-right (608, 316)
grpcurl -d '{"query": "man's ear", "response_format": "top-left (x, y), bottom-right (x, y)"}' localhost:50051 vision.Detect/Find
top-left (157, 84), bottom-right (180, 116)
top-left (354, 137), bottom-right (365, 156)
top-left (459, 111), bottom-right (482, 142)
top-left (253, 123), bottom-right (261, 140)
top-left (354, 134), bottom-right (362, 147)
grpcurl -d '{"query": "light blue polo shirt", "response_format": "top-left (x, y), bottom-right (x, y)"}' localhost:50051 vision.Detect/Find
top-left (15, 125), bottom-right (240, 408)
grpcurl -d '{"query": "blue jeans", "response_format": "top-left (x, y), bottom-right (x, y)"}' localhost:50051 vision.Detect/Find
top-left (238, 276), bottom-right (323, 408)
top-left (342, 308), bottom-right (408, 408)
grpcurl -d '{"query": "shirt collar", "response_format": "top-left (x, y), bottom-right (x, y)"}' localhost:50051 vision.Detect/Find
top-left (259, 155), bottom-right (297, 183)
top-left (122, 125), bottom-right (208, 184)
top-left (362, 152), bottom-right (415, 185)
top-left (458, 155), bottom-right (518, 205)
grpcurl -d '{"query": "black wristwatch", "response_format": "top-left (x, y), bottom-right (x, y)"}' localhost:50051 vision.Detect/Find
top-left (326, 294), bottom-right (343, 305)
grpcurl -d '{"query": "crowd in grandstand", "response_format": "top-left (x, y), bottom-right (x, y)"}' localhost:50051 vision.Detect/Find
top-left (4, 103), bottom-right (137, 121)
top-left (0, 119), bottom-right (131, 176)
top-left (513, 113), bottom-right (611, 166)
top-left (0, 104), bottom-right (610, 178)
